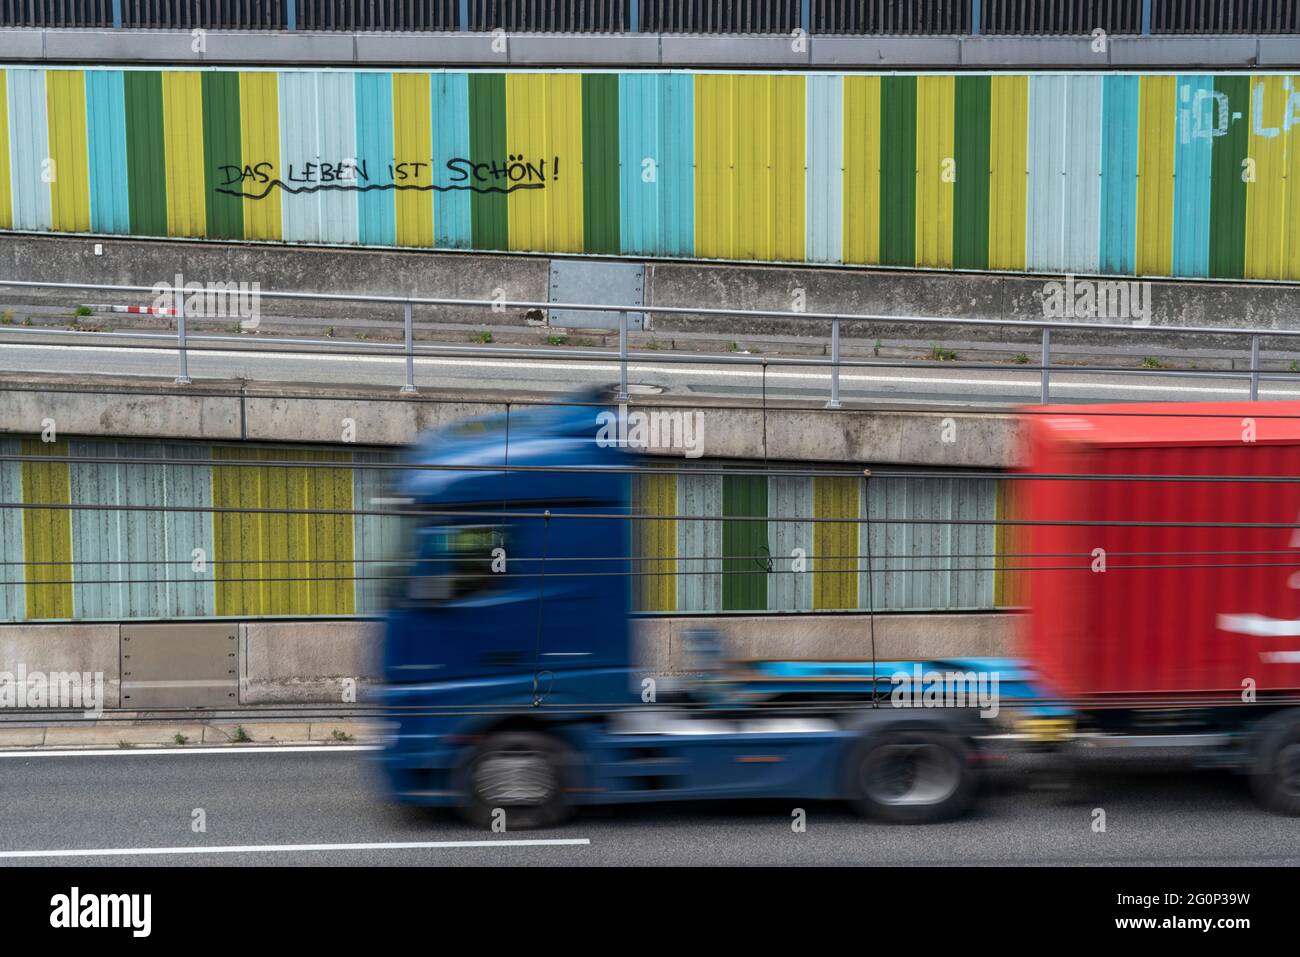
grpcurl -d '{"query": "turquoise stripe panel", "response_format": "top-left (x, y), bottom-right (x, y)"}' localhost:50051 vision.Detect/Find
top-left (0, 438), bottom-right (23, 621)
top-left (431, 72), bottom-right (471, 249)
top-left (805, 74), bottom-right (843, 264)
top-left (1061, 75), bottom-right (1102, 275)
top-left (1025, 75), bottom-right (1066, 273)
top-left (619, 72), bottom-right (694, 258)
top-left (354, 71), bottom-right (396, 247)
top-left (8, 69), bottom-right (53, 231)
top-left (68, 442), bottom-right (215, 620)
top-left (1172, 75), bottom-right (1214, 278)
top-left (84, 70), bottom-right (130, 234)
top-left (1099, 74), bottom-right (1139, 275)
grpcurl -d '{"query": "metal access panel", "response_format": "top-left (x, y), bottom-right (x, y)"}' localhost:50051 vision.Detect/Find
top-left (120, 623), bottom-right (239, 709)
top-left (549, 260), bottom-right (644, 330)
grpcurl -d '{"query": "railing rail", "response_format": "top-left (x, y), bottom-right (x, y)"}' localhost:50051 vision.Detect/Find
top-left (1, 277), bottom-right (1295, 405)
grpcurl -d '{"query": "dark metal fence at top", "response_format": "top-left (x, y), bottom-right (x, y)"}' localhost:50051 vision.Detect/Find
top-left (640, 0), bottom-right (798, 33)
top-left (470, 0), bottom-right (628, 31)
top-left (979, 0), bottom-right (1142, 35)
top-left (4, 0), bottom-right (1300, 36)
top-left (812, 0), bottom-right (968, 35)
top-left (301, 0), bottom-right (457, 30)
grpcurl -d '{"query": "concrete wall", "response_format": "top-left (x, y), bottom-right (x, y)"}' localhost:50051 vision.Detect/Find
top-left (0, 372), bottom-right (1026, 466)
top-left (1, 29), bottom-right (1296, 69)
top-left (0, 613), bottom-right (1017, 708)
top-left (5, 234), bottom-right (1300, 351)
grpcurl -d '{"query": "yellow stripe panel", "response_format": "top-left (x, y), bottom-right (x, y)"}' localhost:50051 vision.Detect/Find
top-left (506, 73), bottom-right (584, 254)
top-left (162, 71), bottom-right (207, 238)
top-left (988, 75), bottom-right (1027, 271)
top-left (239, 71), bottom-right (281, 241)
top-left (393, 72), bottom-right (433, 248)
top-left (45, 70), bottom-right (90, 233)
top-left (632, 473), bottom-right (677, 612)
top-left (1245, 75), bottom-right (1288, 280)
top-left (813, 476), bottom-right (858, 610)
top-left (695, 75), bottom-right (805, 261)
top-left (21, 439), bottom-right (73, 619)
top-left (992, 479), bottom-right (1027, 607)
top-left (212, 448), bottom-right (355, 617)
top-left (0, 71), bottom-right (11, 230)
top-left (1284, 76), bottom-right (1300, 279)
top-left (915, 74), bottom-right (955, 268)
top-left (1136, 75), bottom-right (1176, 276)
top-left (842, 75), bottom-right (881, 265)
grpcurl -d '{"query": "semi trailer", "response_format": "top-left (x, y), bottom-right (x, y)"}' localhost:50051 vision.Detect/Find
top-left (377, 393), bottom-right (1300, 826)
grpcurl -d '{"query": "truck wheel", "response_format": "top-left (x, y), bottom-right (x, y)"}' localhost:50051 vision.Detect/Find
top-left (460, 731), bottom-right (572, 830)
top-left (848, 729), bottom-right (976, 824)
top-left (1251, 712), bottom-right (1300, 815)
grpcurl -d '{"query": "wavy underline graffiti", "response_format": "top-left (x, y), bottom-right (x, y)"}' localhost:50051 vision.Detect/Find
top-left (214, 155), bottom-right (561, 200)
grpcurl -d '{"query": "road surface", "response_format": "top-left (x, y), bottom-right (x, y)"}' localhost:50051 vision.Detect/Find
top-left (0, 746), bottom-right (1295, 866)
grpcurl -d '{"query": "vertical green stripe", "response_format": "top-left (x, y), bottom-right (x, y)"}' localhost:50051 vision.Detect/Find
top-left (21, 440), bottom-right (73, 619)
top-left (1209, 75), bottom-right (1249, 280)
top-left (124, 71), bottom-right (167, 237)
top-left (468, 73), bottom-right (508, 250)
top-left (581, 73), bottom-right (620, 255)
top-left (722, 475), bottom-right (767, 611)
top-left (953, 75), bottom-right (991, 271)
top-left (201, 71), bottom-right (243, 241)
top-left (879, 75), bottom-right (916, 267)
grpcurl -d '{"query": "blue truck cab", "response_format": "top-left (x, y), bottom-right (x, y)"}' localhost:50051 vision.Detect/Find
top-left (378, 390), bottom-right (993, 828)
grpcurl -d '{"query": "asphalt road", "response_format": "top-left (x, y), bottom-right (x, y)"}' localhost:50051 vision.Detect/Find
top-left (0, 746), bottom-right (1295, 866)
top-left (0, 333), bottom-right (1286, 408)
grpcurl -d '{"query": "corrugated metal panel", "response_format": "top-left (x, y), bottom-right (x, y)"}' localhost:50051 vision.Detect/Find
top-left (431, 72), bottom-right (471, 249)
top-left (124, 70), bottom-right (166, 237)
top-left (676, 470), bottom-right (720, 613)
top-left (693, 74), bottom-right (733, 260)
top-left (507, 72), bottom-right (584, 254)
top-left (0, 438), bottom-right (22, 621)
top-left (805, 74), bottom-right (843, 265)
top-left (46, 69), bottom-right (90, 233)
top-left (8, 68), bottom-right (52, 232)
top-left (1026, 74), bottom-right (1066, 273)
top-left (1099, 74), bottom-right (1139, 275)
top-left (721, 474), bottom-right (767, 611)
top-left (1246, 75), bottom-right (1288, 280)
top-left (842, 74), bottom-right (880, 265)
top-left (355, 71), bottom-right (396, 247)
top-left (878, 75), bottom-right (915, 267)
top-left (865, 475), bottom-right (995, 612)
top-left (239, 71), bottom-right (281, 241)
top-left (69, 441), bottom-right (215, 620)
top-left (1209, 74), bottom-right (1249, 279)
top-left (279, 71), bottom-right (322, 244)
top-left (767, 475), bottom-right (812, 612)
top-left (813, 475), bottom-right (858, 610)
top-left (0, 71), bottom-right (9, 231)
top-left (620, 73), bottom-right (694, 258)
top-left (582, 73), bottom-right (620, 255)
top-left (85, 69), bottom-right (129, 234)
top-left (1136, 75), bottom-right (1176, 276)
top-left (394, 72), bottom-right (434, 248)
top-left (632, 471), bottom-right (677, 613)
top-left (987, 74), bottom-right (1026, 271)
top-left (468, 72), bottom-right (508, 250)
top-left (1061, 75), bottom-right (1102, 275)
top-left (952, 74), bottom-right (990, 271)
top-left (21, 439), bottom-right (73, 620)
top-left (202, 70), bottom-right (244, 241)
top-left (914, 74), bottom-right (954, 269)
top-left (162, 71), bottom-right (206, 238)
top-left (351, 450), bottom-right (404, 615)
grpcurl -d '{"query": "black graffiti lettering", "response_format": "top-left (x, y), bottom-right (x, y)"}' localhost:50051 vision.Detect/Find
top-left (446, 158), bottom-right (472, 182)
top-left (216, 155), bottom-right (554, 199)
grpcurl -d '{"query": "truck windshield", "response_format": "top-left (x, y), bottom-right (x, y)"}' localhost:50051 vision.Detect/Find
top-left (404, 522), bottom-right (509, 605)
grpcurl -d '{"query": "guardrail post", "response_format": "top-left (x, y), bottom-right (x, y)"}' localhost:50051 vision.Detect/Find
top-left (617, 310), bottom-right (630, 401)
top-left (286, 0), bottom-right (297, 30)
top-left (970, 0), bottom-right (980, 36)
top-left (1040, 327), bottom-right (1051, 404)
top-left (1250, 334), bottom-right (1261, 401)
top-left (401, 301), bottom-right (417, 394)
top-left (827, 318), bottom-right (842, 409)
top-left (112, 0), bottom-right (122, 29)
top-left (175, 292), bottom-right (191, 385)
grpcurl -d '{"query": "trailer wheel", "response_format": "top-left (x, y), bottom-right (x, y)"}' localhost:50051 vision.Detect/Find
top-left (459, 731), bottom-right (572, 830)
top-left (848, 729), bottom-right (976, 824)
top-left (1251, 712), bottom-right (1300, 816)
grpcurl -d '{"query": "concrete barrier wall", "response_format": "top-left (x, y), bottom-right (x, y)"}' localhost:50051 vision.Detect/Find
top-left (0, 613), bottom-right (1018, 708)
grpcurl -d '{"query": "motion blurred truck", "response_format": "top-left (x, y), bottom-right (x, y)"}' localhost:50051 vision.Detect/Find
top-left (378, 394), bottom-right (1300, 826)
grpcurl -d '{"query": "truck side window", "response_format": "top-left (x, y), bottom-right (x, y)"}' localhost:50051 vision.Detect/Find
top-left (409, 524), bottom-right (509, 604)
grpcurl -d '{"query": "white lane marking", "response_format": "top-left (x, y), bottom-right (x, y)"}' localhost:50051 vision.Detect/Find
top-left (0, 838), bottom-right (590, 859)
top-left (3, 340), bottom-right (1288, 397)
top-left (0, 745), bottom-right (379, 758)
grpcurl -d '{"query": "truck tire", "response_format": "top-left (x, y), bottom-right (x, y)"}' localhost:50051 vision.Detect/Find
top-left (1250, 711), bottom-right (1300, 816)
top-left (847, 728), bottom-right (977, 824)
top-left (459, 731), bottom-right (572, 830)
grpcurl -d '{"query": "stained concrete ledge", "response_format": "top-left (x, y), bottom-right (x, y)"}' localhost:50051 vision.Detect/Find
top-left (240, 620), bottom-right (382, 705)
top-left (0, 623), bottom-right (122, 708)
top-left (0, 371), bottom-right (1025, 465)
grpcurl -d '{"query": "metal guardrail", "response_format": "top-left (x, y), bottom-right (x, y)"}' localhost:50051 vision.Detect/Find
top-left (1, 0), bottom-right (1298, 35)
top-left (0, 277), bottom-right (1295, 406)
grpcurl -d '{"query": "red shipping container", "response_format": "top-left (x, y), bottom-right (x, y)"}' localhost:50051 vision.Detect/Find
top-left (1020, 401), bottom-right (1300, 700)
